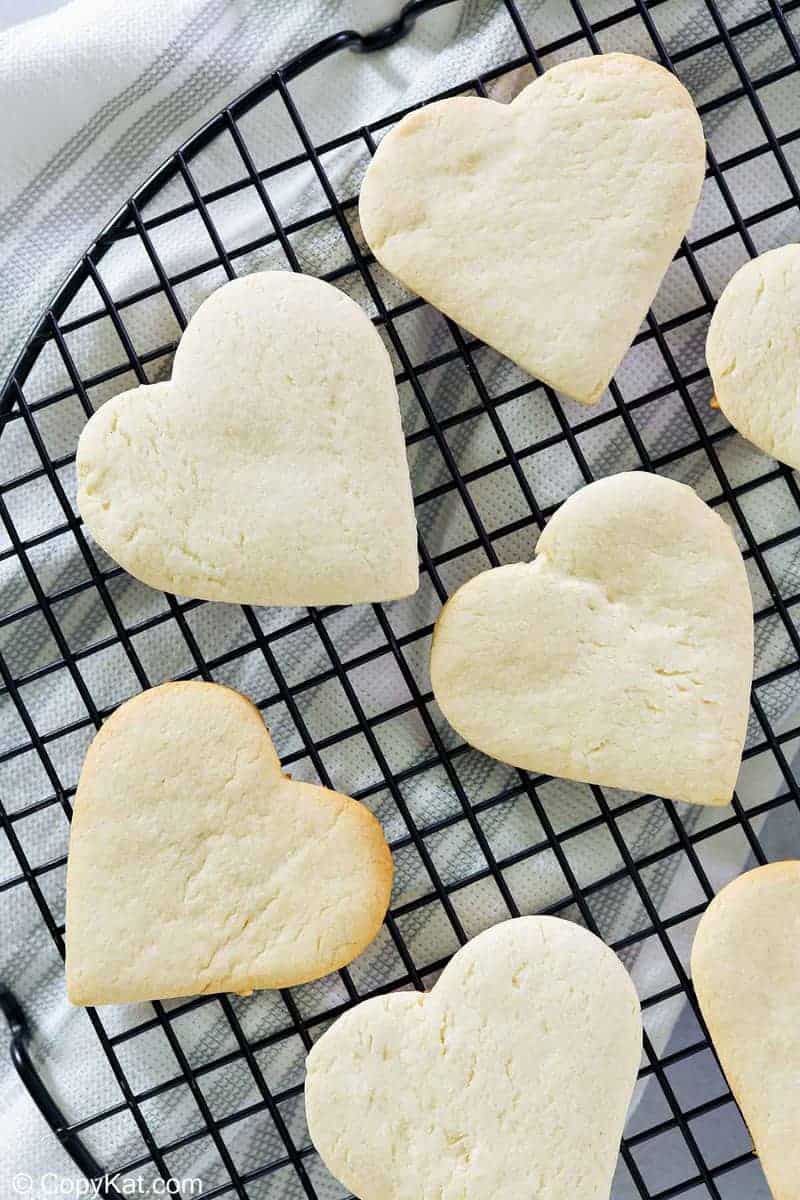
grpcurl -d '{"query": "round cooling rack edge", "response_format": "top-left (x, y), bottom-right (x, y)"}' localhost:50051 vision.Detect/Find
top-left (3, 2), bottom-right (800, 1198)
top-left (0, 0), bottom-right (460, 1185)
top-left (0, 0), bottom-right (457, 414)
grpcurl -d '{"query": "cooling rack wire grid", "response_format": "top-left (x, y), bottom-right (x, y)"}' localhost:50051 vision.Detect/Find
top-left (3, 1), bottom-right (800, 1197)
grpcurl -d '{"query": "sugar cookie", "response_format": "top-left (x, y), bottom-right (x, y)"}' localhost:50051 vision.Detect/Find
top-left (66, 682), bottom-right (393, 1004)
top-left (360, 54), bottom-right (705, 404)
top-left (77, 272), bottom-right (418, 605)
top-left (430, 472), bottom-right (752, 806)
top-left (692, 861), bottom-right (800, 1200)
top-left (305, 916), bottom-right (642, 1200)
top-left (707, 244), bottom-right (800, 469)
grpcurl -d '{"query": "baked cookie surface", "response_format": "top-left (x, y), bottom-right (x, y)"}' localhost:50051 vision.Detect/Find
top-left (707, 243), bottom-right (800, 469)
top-left (305, 915), bottom-right (642, 1200)
top-left (76, 271), bottom-right (418, 606)
top-left (430, 472), bottom-right (753, 806)
top-left (691, 861), bottom-right (800, 1200)
top-left (360, 53), bottom-right (705, 405)
top-left (65, 682), bottom-right (393, 1004)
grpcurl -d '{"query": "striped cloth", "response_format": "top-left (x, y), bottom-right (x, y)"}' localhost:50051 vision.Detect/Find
top-left (1, 3), bottom-right (797, 1198)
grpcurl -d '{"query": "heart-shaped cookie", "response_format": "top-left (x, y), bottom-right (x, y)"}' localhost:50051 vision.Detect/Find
top-left (76, 271), bottom-right (418, 606)
top-left (360, 53), bottom-right (705, 405)
top-left (65, 682), bottom-right (393, 1004)
top-left (305, 915), bottom-right (642, 1200)
top-left (430, 472), bottom-right (753, 806)
top-left (707, 244), bottom-right (800, 469)
top-left (692, 861), bottom-right (800, 1199)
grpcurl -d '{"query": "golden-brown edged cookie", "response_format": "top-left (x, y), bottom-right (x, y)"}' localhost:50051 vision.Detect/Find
top-left (66, 682), bottom-right (393, 1004)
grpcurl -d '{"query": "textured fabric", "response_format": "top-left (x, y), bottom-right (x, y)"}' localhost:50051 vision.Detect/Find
top-left (2, 3), bottom-right (800, 1198)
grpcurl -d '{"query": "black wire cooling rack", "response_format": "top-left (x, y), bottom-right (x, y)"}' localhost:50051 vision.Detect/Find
top-left (3, 1), bottom-right (800, 1197)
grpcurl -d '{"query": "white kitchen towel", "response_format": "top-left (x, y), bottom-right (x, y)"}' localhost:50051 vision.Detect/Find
top-left (1, 2), bottom-right (799, 1199)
